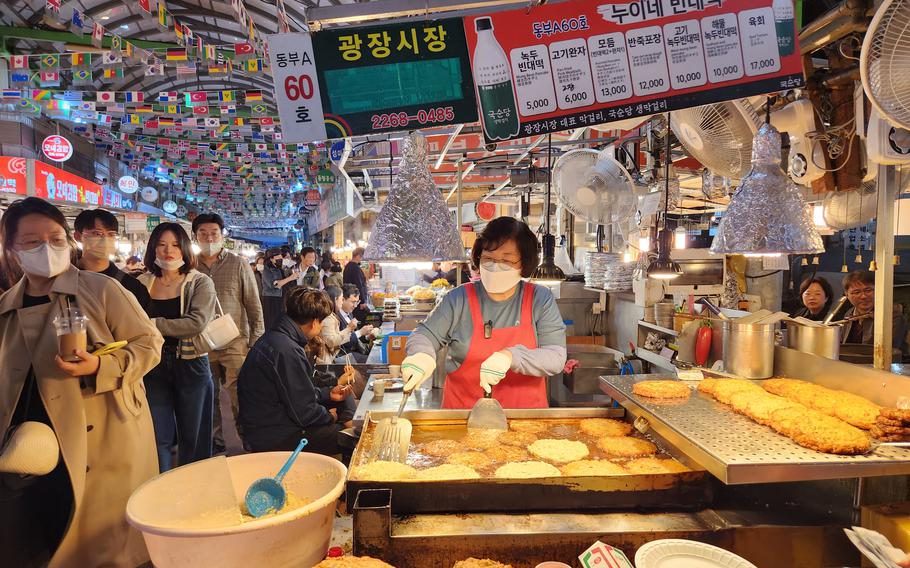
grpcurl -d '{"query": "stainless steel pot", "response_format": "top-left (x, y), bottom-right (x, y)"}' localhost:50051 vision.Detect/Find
top-left (785, 322), bottom-right (841, 360)
top-left (721, 320), bottom-right (777, 378)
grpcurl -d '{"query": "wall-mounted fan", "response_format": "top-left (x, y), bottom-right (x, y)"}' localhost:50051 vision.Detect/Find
top-left (861, 0), bottom-right (910, 131)
top-left (552, 148), bottom-right (636, 229)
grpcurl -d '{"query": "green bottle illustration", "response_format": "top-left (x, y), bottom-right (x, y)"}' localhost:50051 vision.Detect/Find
top-left (473, 17), bottom-right (521, 141)
top-left (773, 0), bottom-right (795, 57)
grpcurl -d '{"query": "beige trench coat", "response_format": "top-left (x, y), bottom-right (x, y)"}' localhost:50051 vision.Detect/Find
top-left (0, 265), bottom-right (163, 568)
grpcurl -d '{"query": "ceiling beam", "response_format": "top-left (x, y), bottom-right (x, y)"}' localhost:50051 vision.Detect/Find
top-left (306, 0), bottom-right (568, 26)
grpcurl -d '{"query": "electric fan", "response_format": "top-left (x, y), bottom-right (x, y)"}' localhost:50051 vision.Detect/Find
top-left (861, 0), bottom-right (910, 130)
top-left (552, 148), bottom-right (636, 228)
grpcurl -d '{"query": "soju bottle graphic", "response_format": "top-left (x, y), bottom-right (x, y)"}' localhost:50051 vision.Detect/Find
top-left (773, 0), bottom-right (795, 57)
top-left (473, 17), bottom-right (520, 141)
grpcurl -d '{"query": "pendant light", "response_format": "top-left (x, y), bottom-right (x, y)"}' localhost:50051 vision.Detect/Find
top-left (648, 112), bottom-right (682, 280)
top-left (710, 101), bottom-right (824, 256)
top-left (364, 132), bottom-right (465, 264)
top-left (532, 133), bottom-right (566, 283)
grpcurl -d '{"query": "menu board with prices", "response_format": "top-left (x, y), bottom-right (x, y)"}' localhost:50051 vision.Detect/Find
top-left (463, 0), bottom-right (803, 142)
top-left (313, 18), bottom-right (478, 139)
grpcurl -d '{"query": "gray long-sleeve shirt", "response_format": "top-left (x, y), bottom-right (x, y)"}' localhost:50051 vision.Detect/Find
top-left (407, 282), bottom-right (567, 377)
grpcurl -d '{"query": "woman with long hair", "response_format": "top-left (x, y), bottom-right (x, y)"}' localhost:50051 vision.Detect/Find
top-left (0, 197), bottom-right (162, 566)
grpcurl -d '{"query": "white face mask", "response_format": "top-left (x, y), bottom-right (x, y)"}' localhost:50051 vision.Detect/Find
top-left (16, 242), bottom-right (72, 278)
top-left (81, 235), bottom-right (117, 261)
top-left (155, 257), bottom-right (185, 271)
top-left (479, 261), bottom-right (522, 294)
top-left (198, 241), bottom-right (222, 257)
top-left (256, 264), bottom-right (264, 272)
top-left (282, 258), bottom-right (295, 269)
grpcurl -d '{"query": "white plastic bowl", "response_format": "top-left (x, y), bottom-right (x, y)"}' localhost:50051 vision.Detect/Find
top-left (127, 452), bottom-right (346, 568)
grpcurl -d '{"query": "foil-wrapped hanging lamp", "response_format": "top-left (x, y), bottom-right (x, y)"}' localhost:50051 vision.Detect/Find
top-left (710, 122), bottom-right (824, 256)
top-left (364, 132), bottom-right (466, 263)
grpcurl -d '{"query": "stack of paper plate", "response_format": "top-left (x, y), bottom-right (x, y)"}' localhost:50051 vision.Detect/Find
top-left (635, 539), bottom-right (758, 568)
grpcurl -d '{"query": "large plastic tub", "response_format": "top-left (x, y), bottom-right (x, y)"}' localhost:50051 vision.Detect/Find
top-left (127, 452), bottom-right (346, 568)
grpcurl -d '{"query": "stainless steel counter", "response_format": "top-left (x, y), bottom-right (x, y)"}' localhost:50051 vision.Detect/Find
top-left (353, 378), bottom-right (443, 427)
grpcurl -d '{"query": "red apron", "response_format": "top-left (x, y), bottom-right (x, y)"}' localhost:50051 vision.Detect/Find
top-left (442, 282), bottom-right (549, 409)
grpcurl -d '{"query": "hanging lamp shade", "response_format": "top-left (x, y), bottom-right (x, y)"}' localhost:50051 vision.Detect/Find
top-left (710, 123), bottom-right (824, 255)
top-left (363, 132), bottom-right (465, 263)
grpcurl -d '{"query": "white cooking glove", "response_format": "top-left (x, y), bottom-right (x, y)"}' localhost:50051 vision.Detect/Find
top-left (401, 352), bottom-right (437, 392)
top-left (480, 350), bottom-right (513, 394)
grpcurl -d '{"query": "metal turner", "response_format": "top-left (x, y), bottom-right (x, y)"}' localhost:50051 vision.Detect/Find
top-left (371, 388), bottom-right (413, 463)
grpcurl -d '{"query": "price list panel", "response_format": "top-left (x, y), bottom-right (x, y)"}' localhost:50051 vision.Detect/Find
top-left (463, 0), bottom-right (804, 143)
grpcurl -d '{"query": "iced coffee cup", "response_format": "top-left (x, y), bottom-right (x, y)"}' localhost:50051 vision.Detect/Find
top-left (53, 308), bottom-right (88, 363)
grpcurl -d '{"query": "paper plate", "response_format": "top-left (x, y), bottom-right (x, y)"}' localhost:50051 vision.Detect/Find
top-left (369, 379), bottom-right (404, 392)
top-left (635, 540), bottom-right (757, 568)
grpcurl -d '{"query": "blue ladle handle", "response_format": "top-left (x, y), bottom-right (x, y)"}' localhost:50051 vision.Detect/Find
top-left (275, 438), bottom-right (308, 483)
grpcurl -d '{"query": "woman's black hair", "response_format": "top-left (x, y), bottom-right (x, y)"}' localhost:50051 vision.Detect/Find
top-left (320, 251), bottom-right (335, 271)
top-left (471, 216), bottom-right (540, 278)
top-left (0, 197), bottom-right (73, 289)
top-left (325, 285), bottom-right (343, 304)
top-left (144, 222), bottom-right (196, 276)
top-left (799, 276), bottom-right (834, 313)
top-left (285, 287), bottom-right (334, 325)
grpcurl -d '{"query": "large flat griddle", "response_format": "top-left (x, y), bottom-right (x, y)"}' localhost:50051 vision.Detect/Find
top-left (600, 375), bottom-right (910, 484)
top-left (347, 408), bottom-right (713, 514)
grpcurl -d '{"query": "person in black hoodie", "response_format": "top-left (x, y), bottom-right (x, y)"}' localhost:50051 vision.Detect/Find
top-left (237, 287), bottom-right (353, 455)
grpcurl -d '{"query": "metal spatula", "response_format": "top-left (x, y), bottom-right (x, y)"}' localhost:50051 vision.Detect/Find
top-left (467, 387), bottom-right (508, 430)
top-left (371, 389), bottom-right (413, 463)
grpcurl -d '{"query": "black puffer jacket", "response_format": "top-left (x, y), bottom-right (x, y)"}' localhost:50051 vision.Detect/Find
top-left (238, 314), bottom-right (333, 450)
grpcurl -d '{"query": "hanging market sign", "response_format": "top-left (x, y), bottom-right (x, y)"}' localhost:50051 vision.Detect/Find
top-left (42, 134), bottom-right (74, 162)
top-left (0, 156), bottom-right (28, 195)
top-left (463, 0), bottom-right (804, 142)
top-left (162, 199), bottom-right (178, 213)
top-left (313, 18), bottom-right (478, 138)
top-left (118, 175), bottom-right (139, 193)
top-left (266, 32), bottom-right (327, 144)
top-left (35, 161), bottom-right (102, 205)
top-left (316, 168), bottom-right (336, 188)
top-left (146, 215), bottom-right (161, 232)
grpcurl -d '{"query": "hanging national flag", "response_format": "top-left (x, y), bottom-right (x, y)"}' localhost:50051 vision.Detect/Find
top-left (234, 42), bottom-right (254, 60)
top-left (166, 48), bottom-right (187, 61)
top-left (9, 55), bottom-right (28, 69)
top-left (158, 117), bottom-right (176, 127)
top-left (245, 59), bottom-right (263, 73)
top-left (163, 104), bottom-right (182, 115)
top-left (250, 104), bottom-right (267, 115)
top-left (208, 63), bottom-right (229, 75)
top-left (124, 41), bottom-right (134, 59)
top-left (111, 35), bottom-right (123, 53)
top-left (205, 117), bottom-right (220, 128)
top-left (39, 71), bottom-right (60, 86)
top-left (70, 10), bottom-right (85, 35)
top-left (40, 54), bottom-right (59, 70)
top-left (158, 91), bottom-right (178, 102)
top-left (102, 52), bottom-right (122, 66)
top-left (69, 52), bottom-right (88, 68)
top-left (186, 91), bottom-right (207, 105)
top-left (9, 71), bottom-right (30, 85)
top-left (144, 120), bottom-right (159, 129)
top-left (260, 117), bottom-right (275, 126)
top-left (205, 45), bottom-right (216, 61)
top-left (245, 90), bottom-right (262, 103)
top-left (45, 0), bottom-right (61, 13)
top-left (92, 22), bottom-right (104, 47)
top-left (232, 118), bottom-right (245, 126)
top-left (106, 103), bottom-right (126, 114)
top-left (71, 69), bottom-right (93, 85)
top-left (192, 105), bottom-right (210, 116)
top-left (124, 92), bottom-right (144, 103)
top-left (76, 102), bottom-right (96, 112)
top-left (96, 91), bottom-right (115, 103)
top-left (158, 1), bottom-right (169, 27)
top-left (2, 90), bottom-right (21, 99)
top-left (145, 62), bottom-right (164, 76)
top-left (176, 61), bottom-right (196, 75)
top-left (174, 21), bottom-right (184, 42)
top-left (138, 0), bottom-right (151, 14)
top-left (219, 104), bottom-right (236, 115)
top-left (214, 90), bottom-right (233, 103)
top-left (102, 68), bottom-right (124, 80)
top-left (276, 0), bottom-right (290, 33)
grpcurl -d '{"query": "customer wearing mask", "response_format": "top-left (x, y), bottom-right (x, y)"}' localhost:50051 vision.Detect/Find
top-left (193, 213), bottom-right (264, 454)
top-left (253, 255), bottom-right (265, 295)
top-left (138, 223), bottom-right (216, 471)
top-left (73, 208), bottom-right (150, 311)
top-left (238, 288), bottom-right (354, 456)
top-left (401, 217), bottom-right (567, 408)
top-left (0, 197), bottom-right (163, 567)
top-left (261, 248), bottom-right (289, 330)
top-left (319, 285), bottom-right (374, 364)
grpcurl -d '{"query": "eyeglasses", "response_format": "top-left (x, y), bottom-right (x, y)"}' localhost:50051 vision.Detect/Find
top-left (480, 255), bottom-right (521, 269)
top-left (847, 287), bottom-right (874, 297)
top-left (15, 236), bottom-right (69, 250)
top-left (83, 230), bottom-right (118, 239)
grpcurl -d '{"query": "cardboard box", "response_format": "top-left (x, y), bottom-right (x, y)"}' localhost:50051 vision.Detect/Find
top-left (382, 331), bottom-right (410, 365)
top-left (861, 502), bottom-right (910, 567)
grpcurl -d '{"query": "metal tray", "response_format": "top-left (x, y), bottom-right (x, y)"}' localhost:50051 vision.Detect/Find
top-left (347, 408), bottom-right (713, 514)
top-left (600, 375), bottom-right (910, 485)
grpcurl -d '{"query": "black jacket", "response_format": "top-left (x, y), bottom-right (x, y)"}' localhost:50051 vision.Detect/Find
top-left (238, 314), bottom-right (333, 450)
top-left (100, 262), bottom-right (151, 312)
top-left (343, 261), bottom-right (369, 305)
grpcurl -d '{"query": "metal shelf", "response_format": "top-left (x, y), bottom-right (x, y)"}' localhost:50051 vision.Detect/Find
top-left (636, 348), bottom-right (677, 371)
top-left (638, 320), bottom-right (679, 336)
top-left (599, 375), bottom-right (910, 485)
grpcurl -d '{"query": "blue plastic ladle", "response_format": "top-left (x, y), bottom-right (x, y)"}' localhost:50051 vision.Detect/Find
top-left (244, 438), bottom-right (308, 518)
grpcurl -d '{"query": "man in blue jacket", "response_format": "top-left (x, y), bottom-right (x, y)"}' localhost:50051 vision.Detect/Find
top-left (238, 287), bottom-right (352, 455)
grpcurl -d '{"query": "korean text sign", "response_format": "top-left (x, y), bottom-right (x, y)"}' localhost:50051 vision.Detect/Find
top-left (313, 18), bottom-right (477, 138)
top-left (463, 0), bottom-right (804, 142)
top-left (267, 32), bottom-right (328, 144)
top-left (35, 161), bottom-right (102, 206)
top-left (0, 157), bottom-right (28, 195)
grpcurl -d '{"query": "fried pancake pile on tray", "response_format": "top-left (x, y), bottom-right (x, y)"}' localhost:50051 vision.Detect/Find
top-left (632, 379), bottom-right (692, 399)
top-left (762, 378), bottom-right (882, 430)
top-left (698, 379), bottom-right (870, 455)
top-left (873, 408), bottom-right (910, 441)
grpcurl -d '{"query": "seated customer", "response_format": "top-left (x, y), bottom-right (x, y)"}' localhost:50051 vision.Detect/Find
top-left (841, 270), bottom-right (907, 354)
top-left (792, 276), bottom-right (833, 321)
top-left (305, 335), bottom-right (358, 428)
top-left (238, 288), bottom-right (354, 456)
top-left (320, 285), bottom-right (373, 364)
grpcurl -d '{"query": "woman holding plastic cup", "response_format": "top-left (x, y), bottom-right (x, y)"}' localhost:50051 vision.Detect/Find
top-left (0, 197), bottom-right (163, 567)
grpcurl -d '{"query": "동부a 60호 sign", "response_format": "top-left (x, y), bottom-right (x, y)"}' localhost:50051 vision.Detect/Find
top-left (463, 0), bottom-right (804, 143)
